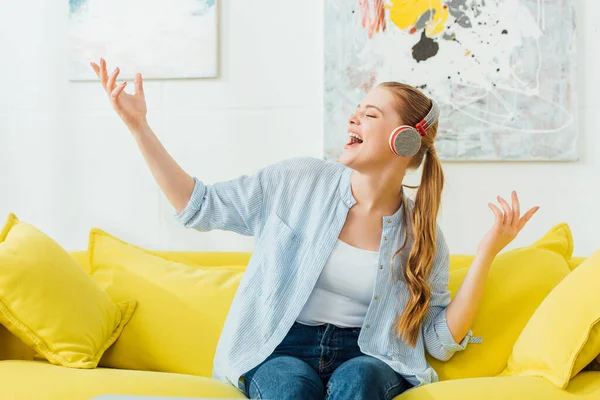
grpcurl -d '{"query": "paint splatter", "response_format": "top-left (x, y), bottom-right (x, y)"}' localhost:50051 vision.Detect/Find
top-left (412, 31), bottom-right (439, 62)
top-left (502, 29), bottom-right (508, 34)
top-left (446, 0), bottom-right (473, 28)
top-left (69, 0), bottom-right (87, 14)
top-left (446, 0), bottom-right (467, 15)
top-left (415, 10), bottom-right (435, 30)
top-left (192, 0), bottom-right (216, 16)
top-left (443, 32), bottom-right (456, 41)
top-left (359, 0), bottom-right (387, 38)
top-left (389, 0), bottom-right (449, 37)
top-left (457, 15), bottom-right (472, 28)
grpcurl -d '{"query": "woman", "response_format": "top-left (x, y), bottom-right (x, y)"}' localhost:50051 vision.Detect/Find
top-left (90, 59), bottom-right (539, 400)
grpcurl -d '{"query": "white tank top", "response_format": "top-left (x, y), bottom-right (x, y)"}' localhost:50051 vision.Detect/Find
top-left (296, 239), bottom-right (379, 328)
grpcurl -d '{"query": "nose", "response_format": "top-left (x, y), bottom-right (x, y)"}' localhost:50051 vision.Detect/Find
top-left (348, 111), bottom-right (360, 126)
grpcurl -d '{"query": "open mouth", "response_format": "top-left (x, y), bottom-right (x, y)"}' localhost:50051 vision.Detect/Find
top-left (347, 132), bottom-right (363, 146)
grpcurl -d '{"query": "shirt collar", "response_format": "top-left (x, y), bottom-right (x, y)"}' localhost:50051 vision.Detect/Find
top-left (339, 166), bottom-right (356, 209)
top-left (385, 193), bottom-right (405, 226)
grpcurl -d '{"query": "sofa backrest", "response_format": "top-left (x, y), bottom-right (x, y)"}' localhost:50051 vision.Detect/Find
top-left (70, 251), bottom-right (253, 274)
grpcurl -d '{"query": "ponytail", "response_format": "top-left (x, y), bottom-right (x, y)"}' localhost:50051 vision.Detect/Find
top-left (393, 149), bottom-right (444, 347)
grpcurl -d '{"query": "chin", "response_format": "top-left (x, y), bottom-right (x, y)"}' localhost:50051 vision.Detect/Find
top-left (338, 152), bottom-right (362, 170)
top-left (338, 151), bottom-right (353, 167)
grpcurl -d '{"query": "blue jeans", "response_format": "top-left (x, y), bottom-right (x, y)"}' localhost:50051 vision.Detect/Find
top-left (239, 322), bottom-right (413, 400)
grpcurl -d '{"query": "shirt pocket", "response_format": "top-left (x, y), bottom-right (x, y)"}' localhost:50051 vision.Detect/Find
top-left (253, 213), bottom-right (303, 306)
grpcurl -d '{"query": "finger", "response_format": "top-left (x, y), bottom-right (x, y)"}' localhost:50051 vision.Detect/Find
top-left (110, 81), bottom-right (127, 102)
top-left (107, 66), bottom-right (120, 94)
top-left (134, 73), bottom-right (144, 96)
top-left (99, 58), bottom-right (108, 89)
top-left (517, 206), bottom-right (539, 231)
top-left (511, 191), bottom-right (520, 227)
top-left (90, 62), bottom-right (100, 77)
top-left (488, 203), bottom-right (503, 226)
top-left (497, 196), bottom-right (513, 226)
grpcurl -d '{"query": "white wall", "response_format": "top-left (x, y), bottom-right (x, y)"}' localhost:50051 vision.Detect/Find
top-left (1, 1), bottom-right (597, 257)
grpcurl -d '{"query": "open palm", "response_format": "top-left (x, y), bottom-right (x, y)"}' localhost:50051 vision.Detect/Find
top-left (90, 58), bottom-right (147, 132)
top-left (478, 191), bottom-right (539, 256)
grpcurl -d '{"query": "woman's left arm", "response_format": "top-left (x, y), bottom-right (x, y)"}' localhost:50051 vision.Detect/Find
top-left (445, 191), bottom-right (539, 344)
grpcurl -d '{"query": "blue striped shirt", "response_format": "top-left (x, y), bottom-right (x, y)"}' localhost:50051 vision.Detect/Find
top-left (174, 157), bottom-right (474, 388)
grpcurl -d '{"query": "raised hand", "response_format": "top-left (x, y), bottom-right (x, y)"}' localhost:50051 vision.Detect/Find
top-left (90, 58), bottom-right (148, 133)
top-left (478, 191), bottom-right (540, 256)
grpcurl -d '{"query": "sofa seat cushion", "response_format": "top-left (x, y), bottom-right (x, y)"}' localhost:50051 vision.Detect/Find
top-left (0, 360), bottom-right (246, 400)
top-left (398, 372), bottom-right (600, 400)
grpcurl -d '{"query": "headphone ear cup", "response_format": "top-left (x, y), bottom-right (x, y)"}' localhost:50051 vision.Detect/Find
top-left (389, 126), bottom-right (422, 157)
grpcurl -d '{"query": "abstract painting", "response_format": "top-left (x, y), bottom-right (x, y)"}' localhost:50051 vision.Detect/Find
top-left (324, 0), bottom-right (578, 161)
top-left (69, 0), bottom-right (218, 81)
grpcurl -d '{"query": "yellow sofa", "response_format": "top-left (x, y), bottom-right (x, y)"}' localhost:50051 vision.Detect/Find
top-left (1, 249), bottom-right (599, 400)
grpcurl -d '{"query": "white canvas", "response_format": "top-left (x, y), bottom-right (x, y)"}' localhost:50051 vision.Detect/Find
top-left (324, 0), bottom-right (578, 161)
top-left (69, 0), bottom-right (218, 80)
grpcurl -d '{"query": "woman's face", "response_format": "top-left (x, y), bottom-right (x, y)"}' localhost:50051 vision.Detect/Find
top-left (339, 86), bottom-right (404, 171)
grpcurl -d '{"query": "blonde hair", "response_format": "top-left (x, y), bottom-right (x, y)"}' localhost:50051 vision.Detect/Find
top-left (379, 82), bottom-right (444, 348)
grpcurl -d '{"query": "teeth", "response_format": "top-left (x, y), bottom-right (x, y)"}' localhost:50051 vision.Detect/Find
top-left (348, 132), bottom-right (362, 141)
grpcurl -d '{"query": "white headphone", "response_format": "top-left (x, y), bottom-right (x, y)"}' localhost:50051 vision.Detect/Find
top-left (388, 100), bottom-right (440, 157)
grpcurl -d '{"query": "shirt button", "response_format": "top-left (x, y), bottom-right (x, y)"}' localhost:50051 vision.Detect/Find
top-left (379, 265), bottom-right (383, 269)
top-left (384, 237), bottom-right (388, 241)
top-left (374, 296), bottom-right (379, 300)
top-left (366, 324), bottom-right (371, 329)
top-left (387, 219), bottom-right (392, 224)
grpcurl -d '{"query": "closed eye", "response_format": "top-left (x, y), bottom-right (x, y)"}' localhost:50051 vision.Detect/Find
top-left (366, 115), bottom-right (376, 118)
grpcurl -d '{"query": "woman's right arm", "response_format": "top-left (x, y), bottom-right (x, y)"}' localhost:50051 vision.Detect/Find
top-left (90, 58), bottom-right (194, 213)
top-left (90, 59), bottom-right (266, 236)
top-left (130, 124), bottom-right (195, 214)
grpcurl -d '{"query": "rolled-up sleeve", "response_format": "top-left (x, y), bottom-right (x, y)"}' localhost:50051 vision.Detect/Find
top-left (174, 170), bottom-right (264, 237)
top-left (423, 228), bottom-right (473, 361)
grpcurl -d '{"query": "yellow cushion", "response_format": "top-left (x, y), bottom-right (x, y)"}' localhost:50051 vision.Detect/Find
top-left (0, 214), bottom-right (136, 368)
top-left (397, 371), bottom-right (600, 400)
top-left (70, 250), bottom-right (252, 274)
top-left (427, 224), bottom-right (573, 380)
top-left (448, 255), bottom-right (477, 272)
top-left (151, 251), bottom-right (252, 269)
top-left (569, 257), bottom-right (587, 270)
top-left (0, 325), bottom-right (35, 361)
top-left (0, 360), bottom-right (246, 400)
top-left (88, 228), bottom-right (244, 377)
top-left (503, 250), bottom-right (600, 388)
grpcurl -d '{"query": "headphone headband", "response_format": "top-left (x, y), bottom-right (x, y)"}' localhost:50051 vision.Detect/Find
top-left (415, 100), bottom-right (439, 136)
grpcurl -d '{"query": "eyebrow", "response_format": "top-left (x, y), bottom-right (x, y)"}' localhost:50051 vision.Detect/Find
top-left (358, 104), bottom-right (384, 114)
